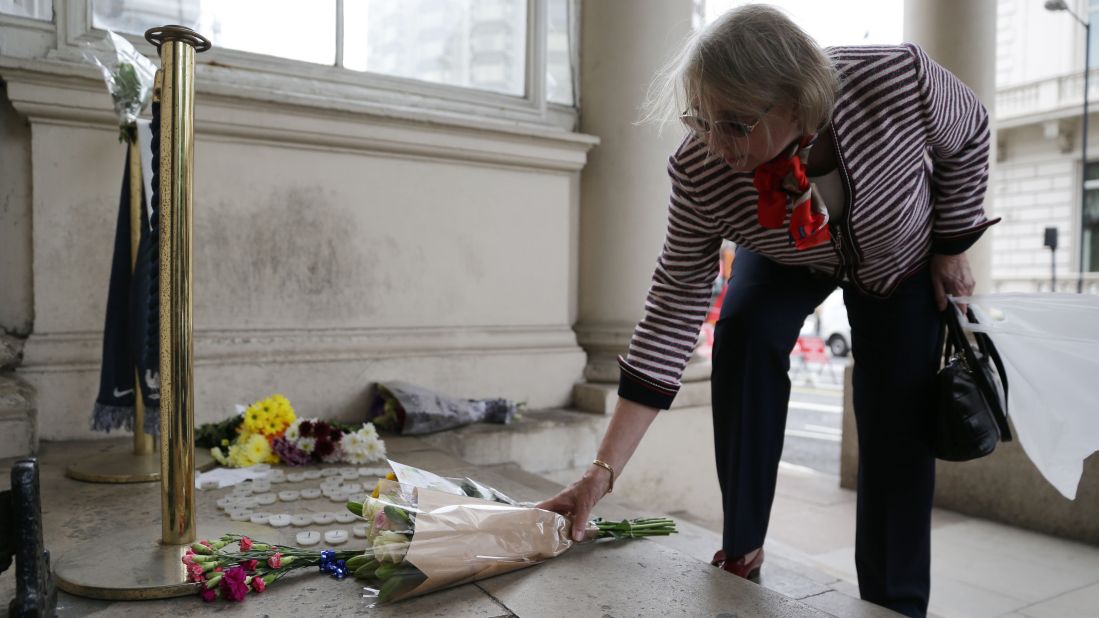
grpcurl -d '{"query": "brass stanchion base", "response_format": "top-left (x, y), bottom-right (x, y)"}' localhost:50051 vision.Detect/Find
top-left (66, 449), bottom-right (217, 484)
top-left (54, 521), bottom-right (270, 601)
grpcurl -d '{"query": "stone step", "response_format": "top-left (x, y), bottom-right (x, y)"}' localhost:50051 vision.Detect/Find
top-left (0, 373), bottom-right (35, 458)
top-left (465, 461), bottom-right (899, 617)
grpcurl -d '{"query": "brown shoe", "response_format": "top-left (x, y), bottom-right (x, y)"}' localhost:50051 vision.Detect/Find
top-left (710, 547), bottom-right (764, 581)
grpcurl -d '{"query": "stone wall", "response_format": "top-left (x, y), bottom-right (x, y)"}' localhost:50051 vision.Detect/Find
top-left (0, 56), bottom-right (594, 440)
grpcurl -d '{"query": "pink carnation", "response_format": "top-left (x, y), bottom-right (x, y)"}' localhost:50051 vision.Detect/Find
top-left (251, 575), bottom-right (266, 593)
top-left (243, 559), bottom-right (258, 571)
top-left (267, 552), bottom-right (282, 569)
top-left (239, 536), bottom-right (253, 551)
top-left (187, 564), bottom-right (206, 582)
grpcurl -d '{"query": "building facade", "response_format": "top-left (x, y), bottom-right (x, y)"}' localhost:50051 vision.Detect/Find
top-left (994, 0), bottom-right (1099, 292)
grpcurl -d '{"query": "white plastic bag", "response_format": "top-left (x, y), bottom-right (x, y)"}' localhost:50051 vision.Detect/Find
top-left (956, 294), bottom-right (1099, 499)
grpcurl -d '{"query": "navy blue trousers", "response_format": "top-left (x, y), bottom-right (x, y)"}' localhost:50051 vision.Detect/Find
top-left (711, 248), bottom-right (940, 618)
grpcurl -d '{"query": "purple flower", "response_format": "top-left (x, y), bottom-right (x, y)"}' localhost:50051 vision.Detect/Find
top-left (272, 437), bottom-right (311, 466)
top-left (219, 566), bottom-right (249, 602)
top-left (200, 587), bottom-right (217, 602)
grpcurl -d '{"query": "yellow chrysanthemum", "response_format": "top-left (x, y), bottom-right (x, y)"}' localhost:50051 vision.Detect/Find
top-left (245, 433), bottom-right (271, 463)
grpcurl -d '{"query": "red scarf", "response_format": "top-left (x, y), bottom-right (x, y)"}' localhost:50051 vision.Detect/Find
top-left (752, 136), bottom-right (831, 250)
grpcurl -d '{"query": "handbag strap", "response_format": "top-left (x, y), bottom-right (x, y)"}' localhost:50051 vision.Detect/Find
top-left (943, 303), bottom-right (1013, 441)
top-left (967, 308), bottom-right (1013, 441)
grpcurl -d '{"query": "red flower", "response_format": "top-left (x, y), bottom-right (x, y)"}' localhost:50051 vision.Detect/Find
top-left (182, 553), bottom-right (195, 566)
top-left (267, 552), bottom-right (282, 569)
top-left (200, 587), bottom-right (217, 602)
top-left (329, 427), bottom-right (342, 442)
top-left (243, 559), bottom-right (259, 571)
top-left (239, 536), bottom-right (253, 551)
top-left (314, 421), bottom-right (331, 437)
top-left (314, 438), bottom-right (335, 459)
top-left (251, 575), bottom-right (266, 593)
top-left (219, 566), bottom-right (249, 602)
top-left (299, 420), bottom-right (314, 436)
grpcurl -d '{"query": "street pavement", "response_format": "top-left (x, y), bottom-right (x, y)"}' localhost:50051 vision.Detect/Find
top-left (783, 357), bottom-right (846, 476)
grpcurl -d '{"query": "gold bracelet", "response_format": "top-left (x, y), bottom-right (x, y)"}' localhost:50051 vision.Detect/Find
top-left (592, 459), bottom-right (615, 494)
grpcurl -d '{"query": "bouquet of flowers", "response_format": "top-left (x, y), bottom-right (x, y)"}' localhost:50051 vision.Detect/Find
top-left (196, 462), bottom-right (676, 605)
top-left (347, 480), bottom-right (676, 605)
top-left (366, 381), bottom-right (522, 435)
top-left (183, 534), bottom-right (362, 602)
top-left (197, 394), bottom-right (386, 467)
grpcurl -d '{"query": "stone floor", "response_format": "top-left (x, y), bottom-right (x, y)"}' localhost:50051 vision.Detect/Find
top-left (679, 460), bottom-right (1099, 618)
top-left (1, 437), bottom-right (897, 617)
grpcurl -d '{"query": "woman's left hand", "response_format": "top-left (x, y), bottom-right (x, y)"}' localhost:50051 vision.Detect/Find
top-left (930, 252), bottom-right (974, 313)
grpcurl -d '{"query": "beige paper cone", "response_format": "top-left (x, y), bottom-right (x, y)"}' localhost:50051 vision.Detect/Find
top-left (396, 487), bottom-right (580, 601)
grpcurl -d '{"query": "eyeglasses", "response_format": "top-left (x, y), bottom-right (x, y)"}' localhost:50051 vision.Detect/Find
top-left (680, 104), bottom-right (773, 139)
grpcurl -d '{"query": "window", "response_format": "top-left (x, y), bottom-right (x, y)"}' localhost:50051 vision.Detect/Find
top-left (87, 0), bottom-right (576, 107)
top-left (92, 0), bottom-right (337, 65)
top-left (1084, 162), bottom-right (1099, 271)
top-left (0, 0), bottom-right (51, 20)
top-left (343, 0), bottom-right (527, 97)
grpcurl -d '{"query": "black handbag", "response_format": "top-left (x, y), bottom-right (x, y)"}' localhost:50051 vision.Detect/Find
top-left (933, 303), bottom-right (1013, 462)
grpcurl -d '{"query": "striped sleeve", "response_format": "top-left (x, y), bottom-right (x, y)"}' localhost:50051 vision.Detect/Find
top-left (908, 43), bottom-right (999, 255)
top-left (618, 157), bottom-right (721, 410)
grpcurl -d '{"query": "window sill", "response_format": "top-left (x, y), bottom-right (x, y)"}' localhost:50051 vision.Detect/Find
top-left (0, 55), bottom-right (598, 172)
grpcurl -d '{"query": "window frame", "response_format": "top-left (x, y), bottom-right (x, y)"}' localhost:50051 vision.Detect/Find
top-left (53, 0), bottom-right (576, 128)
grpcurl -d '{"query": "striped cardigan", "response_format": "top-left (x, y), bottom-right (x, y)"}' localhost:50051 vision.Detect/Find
top-left (618, 43), bottom-right (998, 410)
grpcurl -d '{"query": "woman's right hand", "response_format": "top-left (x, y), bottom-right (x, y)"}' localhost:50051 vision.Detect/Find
top-left (535, 467), bottom-right (612, 542)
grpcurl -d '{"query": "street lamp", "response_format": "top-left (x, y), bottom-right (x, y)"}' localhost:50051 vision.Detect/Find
top-left (1046, 0), bottom-right (1090, 293)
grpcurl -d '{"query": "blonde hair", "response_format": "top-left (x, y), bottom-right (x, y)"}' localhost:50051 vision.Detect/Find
top-left (642, 4), bottom-right (839, 137)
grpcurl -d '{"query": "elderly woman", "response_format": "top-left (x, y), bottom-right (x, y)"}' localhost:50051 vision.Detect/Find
top-left (538, 5), bottom-right (997, 617)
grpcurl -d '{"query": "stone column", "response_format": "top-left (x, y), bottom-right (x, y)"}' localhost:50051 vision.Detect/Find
top-left (904, 0), bottom-right (998, 293)
top-left (573, 0), bottom-right (708, 414)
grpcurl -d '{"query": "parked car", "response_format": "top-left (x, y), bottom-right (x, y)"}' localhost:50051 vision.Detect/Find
top-left (818, 290), bottom-right (850, 357)
top-left (800, 290), bottom-right (851, 357)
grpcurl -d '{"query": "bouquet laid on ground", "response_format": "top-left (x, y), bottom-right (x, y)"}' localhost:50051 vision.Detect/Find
top-left (183, 534), bottom-right (361, 602)
top-left (195, 394), bottom-right (386, 467)
top-left (366, 381), bottom-right (523, 435)
top-left (196, 461), bottom-right (676, 605)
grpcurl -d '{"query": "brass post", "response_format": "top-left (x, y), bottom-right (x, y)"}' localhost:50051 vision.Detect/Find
top-left (53, 27), bottom-right (229, 601)
top-left (149, 25), bottom-right (209, 546)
